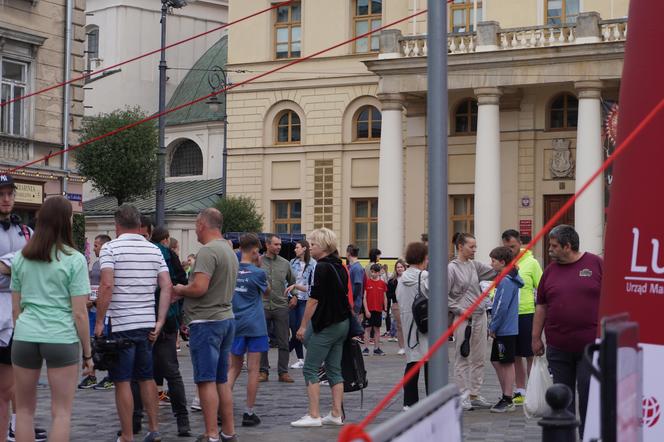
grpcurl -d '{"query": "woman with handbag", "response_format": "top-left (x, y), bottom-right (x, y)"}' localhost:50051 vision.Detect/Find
top-left (396, 242), bottom-right (430, 408)
top-left (291, 228), bottom-right (350, 428)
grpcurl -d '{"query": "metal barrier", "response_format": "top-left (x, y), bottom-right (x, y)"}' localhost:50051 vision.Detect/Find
top-left (361, 384), bottom-right (461, 442)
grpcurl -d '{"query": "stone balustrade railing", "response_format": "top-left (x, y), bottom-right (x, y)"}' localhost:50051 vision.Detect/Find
top-left (383, 11), bottom-right (627, 58)
top-left (0, 135), bottom-right (30, 161)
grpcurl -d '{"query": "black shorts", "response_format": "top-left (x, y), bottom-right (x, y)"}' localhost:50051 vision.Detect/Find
top-left (365, 311), bottom-right (382, 328)
top-left (516, 313), bottom-right (534, 357)
top-left (0, 341), bottom-right (12, 366)
top-left (491, 335), bottom-right (516, 363)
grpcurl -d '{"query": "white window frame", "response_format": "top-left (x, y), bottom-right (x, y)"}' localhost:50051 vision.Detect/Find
top-left (1, 58), bottom-right (29, 137)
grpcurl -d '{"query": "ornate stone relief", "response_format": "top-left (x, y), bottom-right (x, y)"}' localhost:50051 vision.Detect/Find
top-left (550, 138), bottom-right (574, 179)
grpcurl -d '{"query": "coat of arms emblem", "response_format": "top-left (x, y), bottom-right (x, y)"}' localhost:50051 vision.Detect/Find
top-left (550, 138), bottom-right (574, 178)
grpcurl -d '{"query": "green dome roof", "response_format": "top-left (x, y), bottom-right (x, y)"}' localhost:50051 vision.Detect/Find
top-left (165, 35), bottom-right (227, 126)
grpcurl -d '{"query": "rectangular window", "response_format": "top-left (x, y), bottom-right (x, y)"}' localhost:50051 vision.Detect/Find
top-left (354, 0), bottom-right (382, 53)
top-left (546, 0), bottom-right (579, 25)
top-left (449, 195), bottom-right (474, 257)
top-left (450, 0), bottom-right (482, 33)
top-left (313, 160), bottom-right (334, 230)
top-left (352, 198), bottom-right (378, 258)
top-left (1, 59), bottom-right (28, 137)
top-left (273, 200), bottom-right (302, 234)
top-left (275, 2), bottom-right (301, 59)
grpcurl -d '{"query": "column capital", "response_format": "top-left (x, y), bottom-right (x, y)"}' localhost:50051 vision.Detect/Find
top-left (575, 80), bottom-right (603, 99)
top-left (474, 87), bottom-right (502, 105)
top-left (377, 93), bottom-right (405, 111)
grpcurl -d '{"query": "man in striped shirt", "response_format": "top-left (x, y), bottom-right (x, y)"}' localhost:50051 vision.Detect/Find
top-left (95, 205), bottom-right (173, 442)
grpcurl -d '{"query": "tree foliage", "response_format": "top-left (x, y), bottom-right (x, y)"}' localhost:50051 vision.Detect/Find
top-left (72, 214), bottom-right (86, 253)
top-left (75, 108), bottom-right (158, 205)
top-left (214, 195), bottom-right (264, 234)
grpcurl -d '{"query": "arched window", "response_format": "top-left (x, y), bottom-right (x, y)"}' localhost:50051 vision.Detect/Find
top-left (170, 140), bottom-right (203, 177)
top-left (453, 98), bottom-right (477, 135)
top-left (276, 110), bottom-right (301, 144)
top-left (85, 25), bottom-right (100, 72)
top-left (549, 93), bottom-right (578, 130)
top-left (354, 105), bottom-right (381, 141)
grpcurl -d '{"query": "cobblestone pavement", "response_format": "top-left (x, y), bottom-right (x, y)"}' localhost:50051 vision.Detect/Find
top-left (30, 338), bottom-right (541, 441)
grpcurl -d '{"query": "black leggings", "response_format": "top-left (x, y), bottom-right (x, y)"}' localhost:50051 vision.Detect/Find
top-left (403, 361), bottom-right (429, 407)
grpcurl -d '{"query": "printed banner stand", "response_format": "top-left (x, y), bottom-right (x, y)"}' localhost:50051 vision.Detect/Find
top-left (585, 2), bottom-right (664, 441)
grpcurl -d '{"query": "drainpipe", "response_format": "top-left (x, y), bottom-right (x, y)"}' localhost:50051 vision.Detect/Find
top-left (62, 0), bottom-right (74, 195)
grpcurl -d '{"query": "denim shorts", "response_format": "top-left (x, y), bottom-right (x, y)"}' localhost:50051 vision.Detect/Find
top-left (107, 328), bottom-right (154, 382)
top-left (230, 335), bottom-right (269, 356)
top-left (189, 320), bottom-right (235, 384)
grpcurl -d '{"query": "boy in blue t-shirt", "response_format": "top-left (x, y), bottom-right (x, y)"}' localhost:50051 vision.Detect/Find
top-left (488, 246), bottom-right (524, 413)
top-left (227, 233), bottom-right (268, 427)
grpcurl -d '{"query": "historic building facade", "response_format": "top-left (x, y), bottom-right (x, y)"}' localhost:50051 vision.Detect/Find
top-left (225, 0), bottom-right (628, 261)
top-left (1, 0), bottom-right (87, 221)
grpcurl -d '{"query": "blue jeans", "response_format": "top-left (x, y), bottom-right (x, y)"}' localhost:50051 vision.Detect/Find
top-left (289, 299), bottom-right (307, 359)
top-left (108, 328), bottom-right (154, 382)
top-left (189, 320), bottom-right (235, 384)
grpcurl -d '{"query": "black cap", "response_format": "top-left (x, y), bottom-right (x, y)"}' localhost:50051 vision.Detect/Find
top-left (0, 174), bottom-right (16, 189)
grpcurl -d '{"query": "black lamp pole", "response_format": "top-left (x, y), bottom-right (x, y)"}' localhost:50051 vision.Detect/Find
top-left (206, 66), bottom-right (228, 198)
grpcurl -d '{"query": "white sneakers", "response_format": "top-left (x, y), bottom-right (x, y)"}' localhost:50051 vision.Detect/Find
top-left (397, 348), bottom-right (405, 355)
top-left (290, 359), bottom-right (305, 369)
top-left (321, 412), bottom-right (344, 426)
top-left (290, 415), bottom-right (322, 427)
top-left (291, 412), bottom-right (343, 427)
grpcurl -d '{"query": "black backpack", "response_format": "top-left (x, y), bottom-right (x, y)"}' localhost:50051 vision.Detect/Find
top-left (408, 271), bottom-right (429, 348)
top-left (341, 338), bottom-right (368, 393)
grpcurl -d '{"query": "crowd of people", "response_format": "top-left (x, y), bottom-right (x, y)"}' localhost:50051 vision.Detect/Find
top-left (0, 171), bottom-right (603, 441)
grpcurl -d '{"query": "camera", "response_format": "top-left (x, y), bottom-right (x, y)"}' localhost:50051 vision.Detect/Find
top-left (92, 337), bottom-right (133, 371)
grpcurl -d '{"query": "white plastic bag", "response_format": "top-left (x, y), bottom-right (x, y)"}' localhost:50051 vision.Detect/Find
top-left (524, 355), bottom-right (553, 418)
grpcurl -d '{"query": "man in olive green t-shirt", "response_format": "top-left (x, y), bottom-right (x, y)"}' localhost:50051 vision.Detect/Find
top-left (174, 208), bottom-right (238, 441)
top-left (259, 234), bottom-right (295, 383)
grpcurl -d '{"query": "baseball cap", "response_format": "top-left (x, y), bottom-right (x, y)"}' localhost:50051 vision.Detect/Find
top-left (0, 174), bottom-right (16, 189)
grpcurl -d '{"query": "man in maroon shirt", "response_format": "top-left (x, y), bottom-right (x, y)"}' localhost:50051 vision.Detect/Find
top-left (532, 225), bottom-right (602, 438)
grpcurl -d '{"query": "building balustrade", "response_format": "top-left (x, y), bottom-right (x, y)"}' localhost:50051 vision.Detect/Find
top-left (0, 136), bottom-right (30, 161)
top-left (389, 13), bottom-right (627, 58)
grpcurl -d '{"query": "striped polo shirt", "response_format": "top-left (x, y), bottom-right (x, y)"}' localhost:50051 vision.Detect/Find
top-left (99, 233), bottom-right (168, 332)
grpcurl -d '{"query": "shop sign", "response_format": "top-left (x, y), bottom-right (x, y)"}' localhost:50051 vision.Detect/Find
top-left (15, 182), bottom-right (43, 205)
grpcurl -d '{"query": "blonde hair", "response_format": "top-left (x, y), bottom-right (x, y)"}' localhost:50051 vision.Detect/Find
top-left (309, 227), bottom-right (337, 255)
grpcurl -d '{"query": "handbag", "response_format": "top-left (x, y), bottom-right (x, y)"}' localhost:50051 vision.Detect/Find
top-left (459, 318), bottom-right (472, 358)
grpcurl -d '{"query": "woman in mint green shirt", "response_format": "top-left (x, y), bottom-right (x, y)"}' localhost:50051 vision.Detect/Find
top-left (10, 196), bottom-right (93, 442)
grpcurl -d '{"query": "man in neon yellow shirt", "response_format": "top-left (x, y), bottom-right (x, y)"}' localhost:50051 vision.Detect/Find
top-left (501, 229), bottom-right (542, 405)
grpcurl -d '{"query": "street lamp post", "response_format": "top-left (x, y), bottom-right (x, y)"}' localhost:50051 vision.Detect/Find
top-left (206, 66), bottom-right (228, 198)
top-left (156, 0), bottom-right (193, 227)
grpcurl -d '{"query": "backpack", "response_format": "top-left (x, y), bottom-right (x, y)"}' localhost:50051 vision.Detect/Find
top-left (408, 271), bottom-right (429, 349)
top-left (341, 337), bottom-right (368, 394)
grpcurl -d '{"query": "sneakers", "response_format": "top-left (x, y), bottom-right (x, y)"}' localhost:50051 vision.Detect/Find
top-left (373, 348), bottom-right (386, 356)
top-left (279, 373), bottom-right (295, 383)
top-left (7, 426), bottom-right (47, 442)
top-left (190, 396), bottom-right (202, 411)
top-left (512, 392), bottom-right (525, 406)
top-left (321, 412), bottom-right (343, 426)
top-left (158, 390), bottom-right (170, 406)
top-left (461, 396), bottom-right (474, 411)
top-left (78, 375), bottom-right (98, 389)
top-left (290, 359), bottom-right (305, 369)
top-left (388, 337), bottom-right (398, 342)
top-left (469, 395), bottom-right (492, 409)
top-left (94, 376), bottom-right (114, 390)
top-left (397, 348), bottom-right (406, 355)
top-left (143, 431), bottom-right (162, 442)
top-left (220, 434), bottom-right (239, 442)
top-left (242, 412), bottom-right (261, 427)
top-left (362, 347), bottom-right (370, 356)
top-left (490, 397), bottom-right (516, 413)
top-left (290, 414), bottom-right (322, 427)
top-left (258, 372), bottom-right (269, 382)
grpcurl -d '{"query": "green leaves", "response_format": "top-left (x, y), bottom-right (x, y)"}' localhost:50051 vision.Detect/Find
top-left (214, 195), bottom-right (264, 234)
top-left (75, 107), bottom-right (158, 205)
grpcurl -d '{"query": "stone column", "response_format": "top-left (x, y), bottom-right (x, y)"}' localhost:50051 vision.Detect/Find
top-left (575, 81), bottom-right (604, 255)
top-left (377, 93), bottom-right (404, 257)
top-left (474, 87), bottom-right (502, 263)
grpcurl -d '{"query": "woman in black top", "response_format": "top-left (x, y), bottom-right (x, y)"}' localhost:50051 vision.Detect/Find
top-left (291, 228), bottom-right (350, 428)
top-left (387, 259), bottom-right (407, 354)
